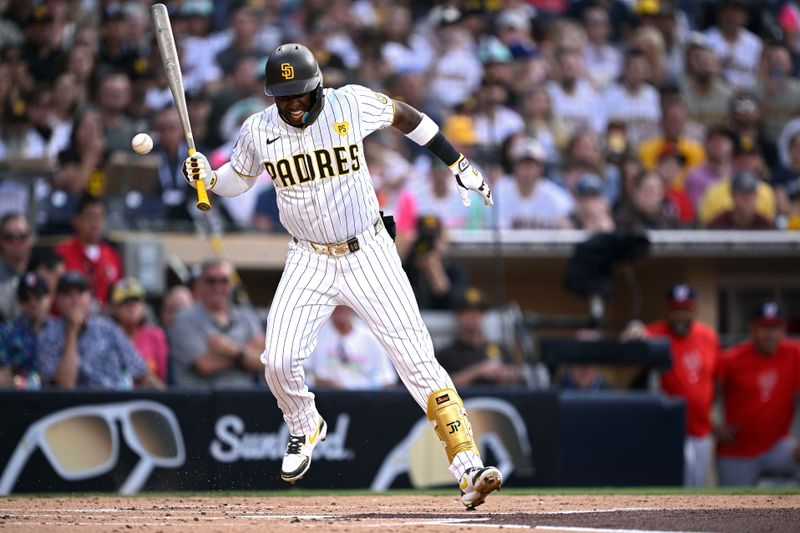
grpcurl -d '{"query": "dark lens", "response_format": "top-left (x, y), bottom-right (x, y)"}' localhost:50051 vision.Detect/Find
top-left (130, 410), bottom-right (179, 459)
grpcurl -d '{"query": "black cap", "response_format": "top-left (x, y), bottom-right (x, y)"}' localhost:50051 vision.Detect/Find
top-left (17, 272), bottom-right (49, 301)
top-left (56, 271), bottom-right (90, 294)
top-left (453, 287), bottom-right (489, 312)
top-left (731, 170), bottom-right (759, 193)
top-left (751, 300), bottom-right (784, 326)
top-left (666, 283), bottom-right (696, 309)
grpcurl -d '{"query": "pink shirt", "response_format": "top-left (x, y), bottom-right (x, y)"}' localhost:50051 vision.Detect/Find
top-left (133, 325), bottom-right (169, 382)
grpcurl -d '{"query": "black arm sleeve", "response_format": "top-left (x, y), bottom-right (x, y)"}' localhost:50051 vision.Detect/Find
top-left (426, 132), bottom-right (461, 167)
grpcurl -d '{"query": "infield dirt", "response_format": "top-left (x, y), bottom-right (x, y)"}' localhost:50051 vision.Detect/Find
top-left (1, 493), bottom-right (799, 532)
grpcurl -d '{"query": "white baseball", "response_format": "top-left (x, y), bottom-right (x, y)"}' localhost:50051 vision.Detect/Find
top-left (131, 133), bottom-right (154, 155)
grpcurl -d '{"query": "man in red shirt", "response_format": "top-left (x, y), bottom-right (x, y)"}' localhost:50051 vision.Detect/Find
top-left (55, 194), bottom-right (123, 306)
top-left (622, 283), bottom-right (720, 486)
top-left (716, 301), bottom-right (800, 486)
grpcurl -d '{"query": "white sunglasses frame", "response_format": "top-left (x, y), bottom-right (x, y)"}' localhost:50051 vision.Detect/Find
top-left (0, 400), bottom-right (185, 495)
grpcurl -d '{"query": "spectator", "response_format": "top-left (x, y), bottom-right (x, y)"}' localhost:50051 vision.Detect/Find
top-left (581, 6), bottom-right (622, 90)
top-left (786, 177), bottom-right (800, 230)
top-left (95, 71), bottom-right (141, 154)
top-left (0, 213), bottom-right (33, 321)
top-left (603, 48), bottom-right (661, 148)
top-left (630, 25), bottom-right (668, 88)
top-left (772, 128), bottom-right (800, 222)
top-left (638, 93), bottom-right (705, 176)
top-left (159, 284), bottom-right (194, 330)
top-left (20, 5), bottom-right (66, 84)
top-left (0, 272), bottom-right (51, 389)
top-left (402, 215), bottom-right (467, 311)
top-left (656, 146), bottom-right (695, 226)
top-left (716, 301), bottom-right (800, 486)
top-left (547, 45), bottom-right (607, 139)
top-left (169, 258), bottom-right (265, 388)
top-left (404, 160), bottom-right (472, 231)
top-left (380, 4), bottom-right (434, 76)
top-left (472, 78), bottom-right (525, 151)
top-left (757, 43), bottom-right (800, 150)
top-left (149, 106), bottom-right (195, 226)
top-left (109, 277), bottom-right (169, 383)
top-left (251, 185), bottom-right (281, 233)
top-left (214, 6), bottom-right (266, 76)
top-left (37, 271), bottom-right (163, 390)
top-left (728, 91), bottom-right (776, 169)
top-left (685, 124), bottom-right (736, 207)
top-left (436, 287), bottom-right (522, 387)
top-left (0, 94), bottom-right (46, 160)
top-left (704, 0), bottom-right (762, 90)
top-left (26, 246), bottom-right (64, 300)
top-left (427, 9), bottom-right (483, 110)
top-left (305, 305), bottom-right (397, 390)
top-left (681, 35), bottom-right (734, 128)
top-left (707, 171), bottom-right (776, 229)
top-left (520, 87), bottom-right (561, 165)
top-left (40, 106), bottom-right (108, 234)
top-left (55, 193), bottom-right (123, 306)
top-left (557, 129), bottom-right (620, 204)
top-left (614, 170), bottom-right (679, 230)
top-left (97, 3), bottom-right (148, 78)
top-left (569, 174), bottom-right (615, 231)
top-left (698, 167), bottom-right (776, 228)
top-left (495, 137), bottom-right (573, 229)
top-left (621, 284), bottom-right (721, 487)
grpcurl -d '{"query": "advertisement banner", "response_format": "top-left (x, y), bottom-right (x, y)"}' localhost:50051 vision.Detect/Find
top-left (0, 389), bottom-right (680, 493)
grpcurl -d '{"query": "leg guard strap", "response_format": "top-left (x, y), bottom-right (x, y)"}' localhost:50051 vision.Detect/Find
top-left (426, 388), bottom-right (480, 463)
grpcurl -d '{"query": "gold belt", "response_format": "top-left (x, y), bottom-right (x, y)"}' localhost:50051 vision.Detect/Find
top-left (296, 218), bottom-right (383, 257)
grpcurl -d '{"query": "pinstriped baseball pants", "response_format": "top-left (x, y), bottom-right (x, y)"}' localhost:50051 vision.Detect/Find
top-left (261, 227), bottom-right (483, 479)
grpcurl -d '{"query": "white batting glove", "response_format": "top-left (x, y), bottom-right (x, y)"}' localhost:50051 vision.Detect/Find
top-left (450, 155), bottom-right (493, 207)
top-left (182, 152), bottom-right (216, 190)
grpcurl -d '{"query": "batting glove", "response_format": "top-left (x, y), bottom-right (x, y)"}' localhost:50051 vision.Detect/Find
top-left (450, 155), bottom-right (493, 207)
top-left (182, 152), bottom-right (216, 190)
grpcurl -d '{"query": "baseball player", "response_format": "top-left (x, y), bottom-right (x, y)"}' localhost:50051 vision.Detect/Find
top-left (183, 43), bottom-right (500, 509)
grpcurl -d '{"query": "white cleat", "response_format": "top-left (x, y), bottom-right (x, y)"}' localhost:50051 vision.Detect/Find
top-left (280, 417), bottom-right (327, 484)
top-left (459, 466), bottom-right (503, 510)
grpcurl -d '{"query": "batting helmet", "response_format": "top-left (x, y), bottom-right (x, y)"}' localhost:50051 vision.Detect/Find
top-left (265, 43), bottom-right (325, 126)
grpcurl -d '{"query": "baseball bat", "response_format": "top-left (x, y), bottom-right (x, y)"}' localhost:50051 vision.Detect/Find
top-left (151, 3), bottom-right (211, 212)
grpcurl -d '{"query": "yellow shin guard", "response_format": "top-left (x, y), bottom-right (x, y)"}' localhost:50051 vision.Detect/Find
top-left (426, 388), bottom-right (480, 463)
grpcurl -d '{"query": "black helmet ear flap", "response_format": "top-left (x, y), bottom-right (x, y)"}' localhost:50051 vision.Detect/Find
top-left (301, 85), bottom-right (325, 126)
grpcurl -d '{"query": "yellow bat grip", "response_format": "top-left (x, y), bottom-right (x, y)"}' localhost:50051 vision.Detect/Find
top-left (188, 147), bottom-right (212, 211)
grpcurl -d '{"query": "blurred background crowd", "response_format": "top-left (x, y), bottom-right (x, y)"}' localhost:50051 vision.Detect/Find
top-left (1, 0), bottom-right (800, 235)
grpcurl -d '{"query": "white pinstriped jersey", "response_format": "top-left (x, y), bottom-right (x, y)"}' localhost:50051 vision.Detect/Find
top-left (230, 85), bottom-right (395, 244)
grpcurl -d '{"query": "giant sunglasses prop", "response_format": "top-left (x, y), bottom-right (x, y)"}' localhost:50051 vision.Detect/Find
top-left (0, 400), bottom-right (185, 494)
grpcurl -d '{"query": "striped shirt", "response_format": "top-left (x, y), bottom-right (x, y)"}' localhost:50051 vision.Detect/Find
top-left (230, 85), bottom-right (395, 244)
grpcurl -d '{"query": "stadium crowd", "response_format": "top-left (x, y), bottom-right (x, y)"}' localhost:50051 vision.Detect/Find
top-left (0, 0), bottom-right (799, 486)
top-left (1, 0), bottom-right (800, 233)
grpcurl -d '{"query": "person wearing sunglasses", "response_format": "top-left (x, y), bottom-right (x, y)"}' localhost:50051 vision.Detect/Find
top-left (0, 272), bottom-right (51, 389)
top-left (36, 271), bottom-right (164, 390)
top-left (0, 213), bottom-right (33, 322)
top-left (168, 258), bottom-right (265, 388)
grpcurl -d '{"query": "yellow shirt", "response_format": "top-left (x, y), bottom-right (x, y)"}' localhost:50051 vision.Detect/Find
top-left (698, 180), bottom-right (776, 226)
top-left (638, 137), bottom-right (706, 190)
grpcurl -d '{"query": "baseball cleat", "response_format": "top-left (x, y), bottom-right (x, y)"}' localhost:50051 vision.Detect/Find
top-left (459, 466), bottom-right (503, 510)
top-left (281, 417), bottom-right (327, 484)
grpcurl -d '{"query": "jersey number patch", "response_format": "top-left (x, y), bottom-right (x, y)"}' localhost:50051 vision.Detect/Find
top-left (281, 63), bottom-right (295, 79)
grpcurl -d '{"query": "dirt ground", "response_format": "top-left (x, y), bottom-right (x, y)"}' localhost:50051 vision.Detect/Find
top-left (1, 493), bottom-right (799, 532)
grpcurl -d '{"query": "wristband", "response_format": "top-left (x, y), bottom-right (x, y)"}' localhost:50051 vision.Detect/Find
top-left (404, 113), bottom-right (439, 145)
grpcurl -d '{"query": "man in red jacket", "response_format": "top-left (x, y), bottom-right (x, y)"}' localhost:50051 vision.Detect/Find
top-left (55, 194), bottom-right (123, 306)
top-left (622, 283), bottom-right (720, 486)
top-left (716, 301), bottom-right (800, 486)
